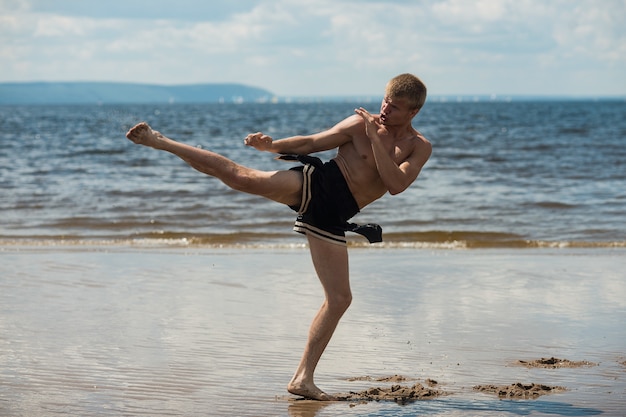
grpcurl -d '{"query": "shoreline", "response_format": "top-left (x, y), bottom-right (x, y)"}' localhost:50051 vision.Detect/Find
top-left (1, 238), bottom-right (625, 251)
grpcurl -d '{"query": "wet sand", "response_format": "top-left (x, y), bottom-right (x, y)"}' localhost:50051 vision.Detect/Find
top-left (1, 246), bottom-right (625, 416)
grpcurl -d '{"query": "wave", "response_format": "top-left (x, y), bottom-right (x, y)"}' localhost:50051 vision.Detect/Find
top-left (361, 230), bottom-right (626, 249)
top-left (1, 230), bottom-right (624, 250)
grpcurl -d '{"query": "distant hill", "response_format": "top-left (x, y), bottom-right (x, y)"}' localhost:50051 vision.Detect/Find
top-left (0, 82), bottom-right (275, 104)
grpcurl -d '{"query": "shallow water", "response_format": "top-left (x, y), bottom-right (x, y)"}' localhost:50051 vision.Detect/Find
top-left (1, 246), bottom-right (624, 416)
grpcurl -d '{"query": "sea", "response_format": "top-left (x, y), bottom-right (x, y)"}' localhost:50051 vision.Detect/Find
top-left (1, 99), bottom-right (625, 249)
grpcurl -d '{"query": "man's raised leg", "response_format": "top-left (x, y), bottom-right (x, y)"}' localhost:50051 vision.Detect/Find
top-left (125, 122), bottom-right (302, 206)
top-left (287, 235), bottom-right (352, 401)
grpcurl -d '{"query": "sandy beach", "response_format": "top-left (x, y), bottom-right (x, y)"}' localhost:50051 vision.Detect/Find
top-left (1, 245), bottom-right (624, 416)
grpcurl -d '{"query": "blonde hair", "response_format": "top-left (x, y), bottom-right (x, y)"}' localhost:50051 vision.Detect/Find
top-left (385, 73), bottom-right (427, 112)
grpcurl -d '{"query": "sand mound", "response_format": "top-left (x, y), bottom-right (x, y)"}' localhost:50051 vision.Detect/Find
top-left (337, 380), bottom-right (447, 404)
top-left (474, 382), bottom-right (566, 399)
top-left (516, 357), bottom-right (597, 368)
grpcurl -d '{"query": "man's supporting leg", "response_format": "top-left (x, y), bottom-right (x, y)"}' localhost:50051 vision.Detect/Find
top-left (288, 235), bottom-right (352, 401)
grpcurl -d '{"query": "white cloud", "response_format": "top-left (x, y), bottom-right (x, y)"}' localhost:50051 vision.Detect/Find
top-left (0, 0), bottom-right (624, 96)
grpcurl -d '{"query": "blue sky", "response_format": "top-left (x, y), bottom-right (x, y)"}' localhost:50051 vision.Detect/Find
top-left (1, 0), bottom-right (625, 97)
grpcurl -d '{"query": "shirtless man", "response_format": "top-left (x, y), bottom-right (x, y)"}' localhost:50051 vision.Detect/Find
top-left (125, 73), bottom-right (431, 400)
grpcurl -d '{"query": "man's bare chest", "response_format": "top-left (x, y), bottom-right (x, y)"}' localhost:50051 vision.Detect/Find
top-left (349, 135), bottom-right (414, 165)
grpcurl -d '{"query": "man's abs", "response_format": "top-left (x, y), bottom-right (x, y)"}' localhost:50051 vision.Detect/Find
top-left (333, 153), bottom-right (387, 209)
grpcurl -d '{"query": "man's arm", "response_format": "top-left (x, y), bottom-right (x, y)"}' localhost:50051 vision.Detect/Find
top-left (244, 116), bottom-right (358, 155)
top-left (356, 108), bottom-right (431, 195)
top-left (381, 140), bottom-right (431, 195)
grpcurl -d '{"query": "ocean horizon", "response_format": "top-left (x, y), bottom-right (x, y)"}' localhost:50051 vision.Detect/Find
top-left (1, 81), bottom-right (624, 105)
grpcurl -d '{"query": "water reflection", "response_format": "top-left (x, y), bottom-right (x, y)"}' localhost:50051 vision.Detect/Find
top-left (287, 400), bottom-right (333, 417)
top-left (285, 397), bottom-right (604, 417)
top-left (0, 247), bottom-right (624, 416)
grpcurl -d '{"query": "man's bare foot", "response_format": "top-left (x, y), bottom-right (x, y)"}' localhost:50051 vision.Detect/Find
top-left (287, 381), bottom-right (336, 401)
top-left (125, 122), bottom-right (165, 148)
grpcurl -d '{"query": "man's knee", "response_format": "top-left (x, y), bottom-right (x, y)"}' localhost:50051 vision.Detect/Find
top-left (225, 168), bottom-right (256, 193)
top-left (328, 291), bottom-right (352, 313)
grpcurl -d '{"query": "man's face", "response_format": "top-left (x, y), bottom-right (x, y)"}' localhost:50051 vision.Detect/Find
top-left (379, 95), bottom-right (417, 126)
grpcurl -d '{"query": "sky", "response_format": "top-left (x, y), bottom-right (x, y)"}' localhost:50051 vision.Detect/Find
top-left (1, 0), bottom-right (625, 97)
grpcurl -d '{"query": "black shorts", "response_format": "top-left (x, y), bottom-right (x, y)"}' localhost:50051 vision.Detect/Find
top-left (286, 155), bottom-right (382, 246)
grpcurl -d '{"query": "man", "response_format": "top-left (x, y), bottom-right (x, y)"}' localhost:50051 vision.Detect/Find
top-left (125, 73), bottom-right (431, 401)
